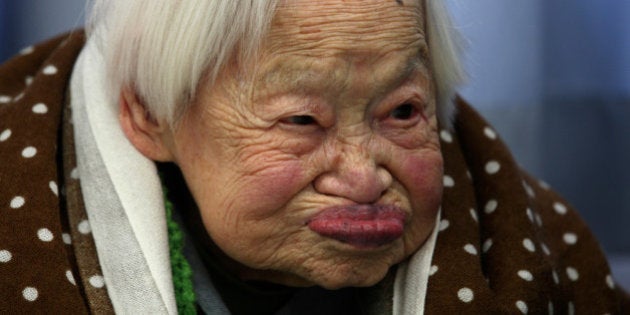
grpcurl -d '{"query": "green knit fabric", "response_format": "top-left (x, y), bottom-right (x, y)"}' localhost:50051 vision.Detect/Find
top-left (163, 185), bottom-right (197, 315)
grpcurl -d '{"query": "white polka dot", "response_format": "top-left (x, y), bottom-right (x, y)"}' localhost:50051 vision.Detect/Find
top-left (518, 270), bottom-right (534, 282)
top-left (0, 250), bottom-right (12, 263)
top-left (553, 202), bottom-right (567, 215)
top-left (22, 146), bottom-right (37, 158)
top-left (10, 196), bottom-right (25, 209)
top-left (484, 199), bottom-right (498, 214)
top-left (0, 95), bottom-right (11, 103)
top-left (606, 274), bottom-right (615, 289)
top-left (526, 208), bottom-right (534, 223)
top-left (439, 219), bottom-right (450, 232)
top-left (13, 92), bottom-right (24, 102)
top-left (22, 287), bottom-right (38, 301)
top-left (568, 301), bottom-right (575, 315)
top-left (563, 233), bottom-right (577, 245)
top-left (0, 129), bottom-right (11, 141)
top-left (483, 126), bottom-right (497, 140)
top-left (539, 180), bottom-right (550, 190)
top-left (49, 181), bottom-right (58, 196)
top-left (541, 243), bottom-right (551, 256)
top-left (20, 46), bottom-right (34, 55)
top-left (457, 287), bottom-right (474, 303)
top-left (66, 270), bottom-right (76, 285)
top-left (43, 65), bottom-right (58, 75)
top-left (70, 167), bottom-right (79, 179)
top-left (440, 130), bottom-right (453, 143)
top-left (25, 76), bottom-right (34, 86)
top-left (516, 300), bottom-right (528, 314)
top-left (443, 175), bottom-right (455, 188)
top-left (62, 233), bottom-right (72, 245)
top-left (78, 220), bottom-right (91, 234)
top-left (535, 213), bottom-right (543, 227)
top-left (523, 181), bottom-right (535, 197)
top-left (485, 161), bottom-right (501, 174)
top-left (466, 170), bottom-right (472, 180)
top-left (89, 275), bottom-right (105, 288)
top-left (482, 238), bottom-right (493, 253)
top-left (552, 270), bottom-right (560, 284)
top-left (522, 238), bottom-right (536, 253)
top-left (566, 267), bottom-right (579, 281)
top-left (32, 103), bottom-right (48, 114)
top-left (470, 208), bottom-right (478, 222)
top-left (548, 301), bottom-right (554, 315)
top-left (429, 265), bottom-right (438, 276)
top-left (464, 244), bottom-right (478, 255)
top-left (37, 228), bottom-right (54, 242)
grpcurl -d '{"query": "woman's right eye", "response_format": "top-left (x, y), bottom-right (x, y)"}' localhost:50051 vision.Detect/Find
top-left (282, 115), bottom-right (317, 126)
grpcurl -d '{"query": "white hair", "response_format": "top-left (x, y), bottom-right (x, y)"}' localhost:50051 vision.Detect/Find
top-left (87, 0), bottom-right (464, 128)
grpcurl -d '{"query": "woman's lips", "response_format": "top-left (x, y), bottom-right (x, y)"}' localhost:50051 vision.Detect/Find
top-left (307, 205), bottom-right (406, 248)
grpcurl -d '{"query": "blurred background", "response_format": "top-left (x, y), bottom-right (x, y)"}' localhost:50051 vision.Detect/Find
top-left (1, 0), bottom-right (628, 288)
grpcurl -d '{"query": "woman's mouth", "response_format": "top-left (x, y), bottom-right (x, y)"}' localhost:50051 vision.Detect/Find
top-left (307, 204), bottom-right (406, 249)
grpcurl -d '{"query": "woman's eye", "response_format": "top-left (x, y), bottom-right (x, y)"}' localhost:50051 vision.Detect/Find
top-left (283, 115), bottom-right (316, 125)
top-left (389, 104), bottom-right (416, 120)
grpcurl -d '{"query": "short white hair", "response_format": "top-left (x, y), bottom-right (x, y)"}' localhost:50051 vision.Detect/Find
top-left (88, 0), bottom-right (464, 128)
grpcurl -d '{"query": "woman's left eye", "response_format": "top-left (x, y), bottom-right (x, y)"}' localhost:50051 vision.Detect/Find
top-left (389, 104), bottom-right (417, 120)
top-left (282, 115), bottom-right (316, 125)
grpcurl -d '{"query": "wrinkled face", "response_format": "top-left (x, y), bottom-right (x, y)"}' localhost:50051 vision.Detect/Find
top-left (170, 0), bottom-right (443, 289)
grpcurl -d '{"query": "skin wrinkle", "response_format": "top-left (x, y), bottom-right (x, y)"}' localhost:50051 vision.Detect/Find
top-left (153, 0), bottom-right (443, 289)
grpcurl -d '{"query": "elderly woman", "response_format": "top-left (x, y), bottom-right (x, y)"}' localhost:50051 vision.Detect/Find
top-left (0, 0), bottom-right (628, 314)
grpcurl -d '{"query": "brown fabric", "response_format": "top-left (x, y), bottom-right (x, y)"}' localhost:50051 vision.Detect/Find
top-left (0, 32), bottom-right (628, 314)
top-left (62, 88), bottom-right (114, 313)
top-left (424, 99), bottom-right (629, 314)
top-left (0, 32), bottom-right (111, 314)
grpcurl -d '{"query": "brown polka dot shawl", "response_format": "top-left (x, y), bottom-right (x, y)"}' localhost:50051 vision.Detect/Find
top-left (1, 33), bottom-right (628, 314)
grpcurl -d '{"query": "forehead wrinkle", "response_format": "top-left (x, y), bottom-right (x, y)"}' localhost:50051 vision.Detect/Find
top-left (268, 1), bottom-right (425, 58)
top-left (253, 50), bottom-right (428, 104)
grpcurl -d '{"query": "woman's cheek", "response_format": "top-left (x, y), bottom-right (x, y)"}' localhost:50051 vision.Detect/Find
top-left (236, 158), bottom-right (307, 219)
top-left (399, 151), bottom-right (444, 214)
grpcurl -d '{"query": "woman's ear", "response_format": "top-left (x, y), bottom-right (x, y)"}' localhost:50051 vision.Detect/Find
top-left (119, 87), bottom-right (175, 162)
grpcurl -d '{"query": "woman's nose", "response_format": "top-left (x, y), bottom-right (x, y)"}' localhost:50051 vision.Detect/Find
top-left (313, 147), bottom-right (393, 204)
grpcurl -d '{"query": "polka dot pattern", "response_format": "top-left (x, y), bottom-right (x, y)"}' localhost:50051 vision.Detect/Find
top-left (443, 175), bottom-right (455, 188)
top-left (483, 126), bottom-right (497, 140)
top-left (49, 181), bottom-right (58, 196)
top-left (484, 199), bottom-right (498, 214)
top-left (566, 267), bottom-right (579, 281)
top-left (10, 196), bottom-right (25, 209)
top-left (89, 275), bottom-right (105, 288)
top-left (37, 228), bottom-right (54, 242)
top-left (553, 202), bottom-right (567, 215)
top-left (1, 43), bottom-right (625, 312)
top-left (21, 146), bottom-right (37, 158)
top-left (563, 233), bottom-right (577, 245)
top-left (440, 130), bottom-right (453, 143)
top-left (78, 220), bottom-right (91, 235)
top-left (484, 160), bottom-right (501, 174)
top-left (32, 103), bottom-right (49, 114)
top-left (43, 65), bottom-right (58, 75)
top-left (0, 250), bottom-right (12, 263)
top-left (66, 270), bottom-right (76, 285)
top-left (22, 287), bottom-right (38, 302)
top-left (457, 288), bottom-right (474, 303)
top-left (0, 129), bottom-right (11, 141)
top-left (0, 31), bottom-right (110, 313)
top-left (424, 100), bottom-right (625, 314)
top-left (522, 238), bottom-right (536, 252)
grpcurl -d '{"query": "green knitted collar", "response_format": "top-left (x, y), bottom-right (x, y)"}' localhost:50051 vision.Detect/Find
top-left (163, 184), bottom-right (197, 314)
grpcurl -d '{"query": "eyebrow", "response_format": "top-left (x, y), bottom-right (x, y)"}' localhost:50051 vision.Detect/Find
top-left (254, 48), bottom-right (429, 101)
